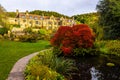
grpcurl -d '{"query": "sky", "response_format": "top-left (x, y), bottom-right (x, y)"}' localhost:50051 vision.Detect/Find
top-left (0, 0), bottom-right (99, 16)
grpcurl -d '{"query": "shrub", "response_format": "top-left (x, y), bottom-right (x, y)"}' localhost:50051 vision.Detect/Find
top-left (38, 29), bottom-right (52, 40)
top-left (19, 33), bottom-right (39, 42)
top-left (51, 24), bottom-right (95, 56)
top-left (23, 27), bottom-right (32, 34)
top-left (0, 27), bottom-right (8, 35)
top-left (25, 63), bottom-right (64, 80)
top-left (25, 49), bottom-right (75, 80)
top-left (104, 40), bottom-right (120, 56)
top-left (37, 49), bottom-right (75, 75)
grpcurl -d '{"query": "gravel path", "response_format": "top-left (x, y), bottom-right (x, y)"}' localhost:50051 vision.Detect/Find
top-left (7, 52), bottom-right (39, 80)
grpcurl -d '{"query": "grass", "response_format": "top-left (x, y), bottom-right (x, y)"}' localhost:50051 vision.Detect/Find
top-left (0, 39), bottom-right (50, 80)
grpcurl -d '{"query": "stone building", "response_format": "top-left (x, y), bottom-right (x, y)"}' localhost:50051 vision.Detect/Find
top-left (8, 10), bottom-right (75, 35)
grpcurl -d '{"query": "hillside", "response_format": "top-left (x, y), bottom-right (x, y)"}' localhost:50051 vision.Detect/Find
top-left (29, 10), bottom-right (69, 18)
top-left (72, 12), bottom-right (99, 25)
top-left (7, 10), bottom-right (70, 18)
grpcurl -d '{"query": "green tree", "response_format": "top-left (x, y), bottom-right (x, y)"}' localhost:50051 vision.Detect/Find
top-left (7, 12), bottom-right (16, 18)
top-left (0, 4), bottom-right (9, 35)
top-left (97, 0), bottom-right (120, 39)
top-left (73, 13), bottom-right (104, 40)
top-left (29, 10), bottom-right (69, 18)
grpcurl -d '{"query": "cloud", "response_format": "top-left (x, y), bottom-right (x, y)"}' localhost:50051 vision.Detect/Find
top-left (0, 0), bottom-right (99, 16)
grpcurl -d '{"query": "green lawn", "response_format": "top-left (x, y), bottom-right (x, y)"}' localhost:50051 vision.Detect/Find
top-left (0, 39), bottom-right (50, 80)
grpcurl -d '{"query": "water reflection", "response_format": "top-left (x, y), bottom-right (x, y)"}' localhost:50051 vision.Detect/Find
top-left (69, 55), bottom-right (120, 80)
top-left (90, 67), bottom-right (101, 80)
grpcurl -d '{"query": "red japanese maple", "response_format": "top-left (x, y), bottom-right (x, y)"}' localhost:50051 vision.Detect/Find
top-left (51, 24), bottom-right (95, 55)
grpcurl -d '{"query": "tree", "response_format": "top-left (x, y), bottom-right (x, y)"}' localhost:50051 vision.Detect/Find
top-left (29, 10), bottom-right (69, 18)
top-left (0, 4), bottom-right (9, 35)
top-left (51, 24), bottom-right (95, 55)
top-left (96, 0), bottom-right (120, 39)
top-left (0, 4), bottom-right (9, 27)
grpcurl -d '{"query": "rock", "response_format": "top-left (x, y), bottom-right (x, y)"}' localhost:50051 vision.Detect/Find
top-left (106, 63), bottom-right (115, 67)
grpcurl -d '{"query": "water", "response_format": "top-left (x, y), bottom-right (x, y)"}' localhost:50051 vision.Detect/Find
top-left (69, 55), bottom-right (120, 80)
top-left (90, 67), bottom-right (101, 80)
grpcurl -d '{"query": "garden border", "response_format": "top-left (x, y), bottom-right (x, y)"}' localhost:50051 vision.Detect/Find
top-left (7, 49), bottom-right (49, 80)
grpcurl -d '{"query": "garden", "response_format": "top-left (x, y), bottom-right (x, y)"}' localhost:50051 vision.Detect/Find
top-left (0, 39), bottom-right (50, 80)
top-left (24, 24), bottom-right (120, 80)
top-left (0, 0), bottom-right (120, 80)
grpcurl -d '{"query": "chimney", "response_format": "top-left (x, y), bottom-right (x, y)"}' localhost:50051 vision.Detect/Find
top-left (16, 9), bottom-right (19, 15)
top-left (26, 10), bottom-right (29, 15)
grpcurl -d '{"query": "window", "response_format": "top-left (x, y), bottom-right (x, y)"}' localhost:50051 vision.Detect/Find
top-left (48, 21), bottom-right (52, 25)
top-left (36, 21), bottom-right (39, 24)
top-left (21, 15), bottom-right (25, 18)
top-left (68, 20), bottom-right (71, 22)
top-left (58, 21), bottom-right (62, 25)
top-left (40, 17), bottom-right (44, 20)
top-left (15, 19), bottom-right (17, 22)
top-left (29, 16), bottom-right (32, 19)
top-left (23, 20), bottom-right (26, 23)
top-left (29, 21), bottom-right (32, 24)
top-left (54, 22), bottom-right (57, 25)
top-left (39, 22), bottom-right (41, 25)
top-left (48, 26), bottom-right (52, 30)
top-left (34, 17), bottom-right (38, 20)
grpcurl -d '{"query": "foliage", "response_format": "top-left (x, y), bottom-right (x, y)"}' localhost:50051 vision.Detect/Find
top-left (51, 24), bottom-right (95, 56)
top-left (25, 49), bottom-right (75, 80)
top-left (23, 27), bottom-right (33, 34)
top-left (73, 48), bottom-right (101, 56)
top-left (18, 27), bottom-right (41, 42)
top-left (0, 39), bottom-right (50, 80)
top-left (0, 27), bottom-right (8, 35)
top-left (96, 0), bottom-right (120, 39)
top-left (25, 63), bottom-right (63, 80)
top-left (39, 29), bottom-right (47, 35)
top-left (19, 33), bottom-right (39, 42)
top-left (104, 40), bottom-right (120, 56)
top-left (7, 12), bottom-right (16, 18)
top-left (29, 10), bottom-right (69, 18)
top-left (93, 40), bottom-right (120, 56)
top-left (10, 24), bottom-right (20, 28)
top-left (37, 49), bottom-right (75, 75)
top-left (38, 29), bottom-right (51, 40)
top-left (0, 4), bottom-right (10, 28)
top-left (73, 13), bottom-right (104, 41)
top-left (73, 13), bottom-right (99, 25)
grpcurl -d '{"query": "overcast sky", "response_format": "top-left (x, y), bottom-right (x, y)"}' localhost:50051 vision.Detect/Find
top-left (0, 0), bottom-right (99, 16)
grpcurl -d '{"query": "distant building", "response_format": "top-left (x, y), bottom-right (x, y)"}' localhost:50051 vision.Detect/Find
top-left (8, 10), bottom-right (75, 35)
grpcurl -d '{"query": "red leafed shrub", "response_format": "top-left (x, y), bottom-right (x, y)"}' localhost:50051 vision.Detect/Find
top-left (51, 26), bottom-right (72, 47)
top-left (61, 46), bottom-right (73, 55)
top-left (51, 24), bottom-right (95, 55)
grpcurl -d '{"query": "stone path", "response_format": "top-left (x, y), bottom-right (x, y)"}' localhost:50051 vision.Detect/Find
top-left (7, 52), bottom-right (39, 80)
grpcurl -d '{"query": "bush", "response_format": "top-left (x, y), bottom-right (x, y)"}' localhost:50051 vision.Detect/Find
top-left (104, 40), bottom-right (120, 56)
top-left (0, 27), bottom-right (8, 35)
top-left (25, 49), bottom-right (75, 80)
top-left (38, 29), bottom-right (52, 40)
top-left (19, 33), bottom-right (39, 42)
top-left (51, 24), bottom-right (95, 56)
top-left (25, 63), bottom-right (64, 80)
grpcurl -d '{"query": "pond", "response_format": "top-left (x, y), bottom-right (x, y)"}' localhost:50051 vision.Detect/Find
top-left (69, 55), bottom-right (120, 80)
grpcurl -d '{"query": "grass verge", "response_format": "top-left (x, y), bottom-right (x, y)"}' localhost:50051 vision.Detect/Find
top-left (0, 39), bottom-right (50, 80)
